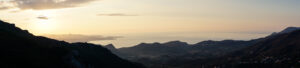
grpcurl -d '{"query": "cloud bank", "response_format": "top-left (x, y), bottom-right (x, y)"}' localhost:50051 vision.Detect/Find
top-left (37, 16), bottom-right (49, 20)
top-left (0, 0), bottom-right (96, 10)
top-left (0, 7), bottom-right (9, 10)
top-left (42, 34), bottom-right (122, 43)
top-left (97, 13), bottom-right (138, 16)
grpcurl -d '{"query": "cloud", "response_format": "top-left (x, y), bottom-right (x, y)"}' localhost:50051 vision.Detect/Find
top-left (37, 16), bottom-right (49, 20)
top-left (0, 0), bottom-right (97, 10)
top-left (97, 13), bottom-right (138, 16)
top-left (42, 34), bottom-right (123, 42)
top-left (0, 1), bottom-right (12, 10)
top-left (9, 10), bottom-right (21, 13)
top-left (0, 7), bottom-right (9, 10)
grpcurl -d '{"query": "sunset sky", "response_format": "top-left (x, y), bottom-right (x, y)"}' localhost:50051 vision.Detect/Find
top-left (0, 0), bottom-right (300, 48)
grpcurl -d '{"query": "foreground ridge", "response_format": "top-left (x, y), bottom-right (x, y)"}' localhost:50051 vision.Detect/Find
top-left (0, 20), bottom-right (145, 68)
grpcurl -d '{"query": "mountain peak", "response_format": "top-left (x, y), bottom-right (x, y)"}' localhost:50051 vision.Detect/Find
top-left (280, 27), bottom-right (300, 34)
top-left (136, 42), bottom-right (162, 46)
top-left (165, 40), bottom-right (185, 43)
top-left (163, 40), bottom-right (189, 46)
top-left (268, 27), bottom-right (300, 37)
top-left (0, 20), bottom-right (33, 37)
top-left (105, 44), bottom-right (117, 50)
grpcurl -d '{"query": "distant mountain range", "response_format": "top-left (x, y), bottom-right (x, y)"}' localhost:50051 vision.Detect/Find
top-left (106, 39), bottom-right (261, 68)
top-left (0, 20), bottom-right (145, 68)
top-left (105, 26), bottom-right (300, 68)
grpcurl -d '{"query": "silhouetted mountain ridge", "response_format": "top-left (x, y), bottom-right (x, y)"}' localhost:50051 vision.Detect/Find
top-left (270, 27), bottom-right (300, 36)
top-left (180, 29), bottom-right (300, 68)
top-left (163, 41), bottom-right (189, 47)
top-left (279, 27), bottom-right (300, 34)
top-left (0, 20), bottom-right (145, 68)
top-left (104, 27), bottom-right (300, 68)
top-left (234, 30), bottom-right (300, 62)
top-left (104, 44), bottom-right (117, 50)
top-left (108, 39), bottom-right (259, 68)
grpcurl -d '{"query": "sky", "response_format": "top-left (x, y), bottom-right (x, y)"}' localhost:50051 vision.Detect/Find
top-left (0, 0), bottom-right (300, 48)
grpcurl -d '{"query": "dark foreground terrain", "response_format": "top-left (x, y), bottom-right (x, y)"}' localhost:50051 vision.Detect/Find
top-left (0, 20), bottom-right (145, 68)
